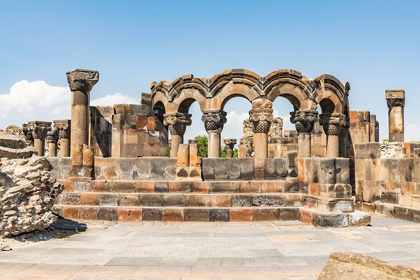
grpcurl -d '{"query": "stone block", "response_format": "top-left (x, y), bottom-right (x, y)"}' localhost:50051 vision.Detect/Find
top-left (135, 181), bottom-right (155, 193)
top-left (186, 194), bottom-right (210, 207)
top-left (411, 195), bottom-right (420, 208)
top-left (209, 209), bottom-right (229, 222)
top-left (349, 211), bottom-right (371, 226)
top-left (118, 208), bottom-right (142, 222)
top-left (189, 143), bottom-right (201, 167)
top-left (381, 193), bottom-right (399, 204)
top-left (162, 208), bottom-right (184, 222)
top-left (119, 194), bottom-right (139, 206)
top-left (79, 207), bottom-right (98, 220)
top-left (58, 193), bottom-right (80, 205)
top-left (213, 159), bottom-right (229, 180)
top-left (240, 181), bottom-right (261, 193)
top-left (185, 209), bottom-right (210, 221)
top-left (317, 159), bottom-right (336, 184)
top-left (73, 181), bottom-right (94, 192)
top-left (154, 181), bottom-right (168, 193)
top-left (94, 158), bottom-right (120, 180)
top-left (287, 167), bottom-right (298, 178)
top-left (374, 202), bottom-right (394, 217)
top-left (201, 158), bottom-right (215, 180)
top-left (120, 158), bottom-right (151, 180)
top-left (97, 207), bottom-right (118, 221)
top-left (176, 167), bottom-right (189, 178)
top-left (60, 180), bottom-right (73, 193)
top-left (285, 178), bottom-right (300, 192)
top-left (287, 152), bottom-right (297, 168)
top-left (304, 196), bottom-right (317, 208)
top-left (229, 208), bottom-right (253, 222)
top-left (111, 181), bottom-right (136, 193)
top-left (231, 194), bottom-right (253, 207)
top-left (253, 208), bottom-right (279, 221)
top-left (209, 181), bottom-right (240, 193)
top-left (210, 194), bottom-right (231, 207)
top-left (150, 158), bottom-right (176, 180)
top-left (227, 159), bottom-right (241, 180)
top-left (63, 206), bottom-right (80, 219)
top-left (138, 194), bottom-right (163, 206)
top-left (312, 213), bottom-right (349, 228)
top-left (308, 182), bottom-right (319, 197)
top-left (240, 158), bottom-right (254, 180)
top-left (168, 181), bottom-right (192, 192)
top-left (319, 184), bottom-right (352, 198)
top-left (401, 181), bottom-right (416, 195)
top-left (335, 158), bottom-right (350, 184)
top-left (394, 206), bottom-right (413, 221)
top-left (163, 194), bottom-right (187, 207)
top-left (386, 180), bottom-right (401, 193)
top-left (176, 144), bottom-right (189, 167)
top-left (142, 208), bottom-right (163, 221)
top-left (355, 178), bottom-right (364, 201)
top-left (264, 159), bottom-right (276, 179)
top-left (97, 194), bottom-right (119, 206)
top-left (80, 193), bottom-right (98, 205)
top-left (279, 207), bottom-right (300, 221)
top-left (95, 180), bottom-right (112, 192)
top-left (252, 194), bottom-right (284, 207)
top-left (191, 181), bottom-right (209, 193)
top-left (188, 166), bottom-right (202, 179)
top-left (300, 208), bottom-right (314, 225)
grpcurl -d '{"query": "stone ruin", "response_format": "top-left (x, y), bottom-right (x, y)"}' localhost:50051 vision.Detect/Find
top-left (1, 68), bottom-right (419, 228)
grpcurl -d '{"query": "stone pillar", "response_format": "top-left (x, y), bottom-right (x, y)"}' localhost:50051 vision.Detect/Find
top-left (27, 121), bottom-right (51, 156)
top-left (22, 123), bottom-right (34, 147)
top-left (369, 115), bottom-right (377, 142)
top-left (386, 90), bottom-right (405, 142)
top-left (339, 127), bottom-right (349, 158)
top-left (46, 129), bottom-right (58, 157)
top-left (163, 112), bottom-right (192, 158)
top-left (319, 113), bottom-right (346, 158)
top-left (201, 110), bottom-right (227, 158)
top-left (224, 139), bottom-right (237, 158)
top-left (66, 69), bottom-right (99, 152)
top-left (54, 120), bottom-right (71, 157)
top-left (249, 99), bottom-right (273, 178)
top-left (290, 109), bottom-right (318, 158)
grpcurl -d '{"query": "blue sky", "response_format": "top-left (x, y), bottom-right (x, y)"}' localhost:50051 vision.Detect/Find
top-left (0, 0), bottom-right (419, 141)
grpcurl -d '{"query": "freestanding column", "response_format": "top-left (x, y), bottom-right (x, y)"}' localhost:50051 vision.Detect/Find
top-left (22, 123), bottom-right (34, 147)
top-left (54, 120), bottom-right (71, 157)
top-left (163, 112), bottom-right (192, 158)
top-left (66, 69), bottom-right (99, 152)
top-left (290, 109), bottom-right (318, 158)
top-left (386, 90), bottom-right (405, 142)
top-left (319, 113), bottom-right (346, 158)
top-left (250, 99), bottom-right (273, 178)
top-left (46, 130), bottom-right (58, 157)
top-left (27, 121), bottom-right (51, 156)
top-left (224, 139), bottom-right (237, 158)
top-left (201, 110), bottom-right (227, 158)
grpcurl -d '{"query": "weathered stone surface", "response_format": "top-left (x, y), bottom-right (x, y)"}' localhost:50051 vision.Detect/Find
top-left (318, 252), bottom-right (420, 280)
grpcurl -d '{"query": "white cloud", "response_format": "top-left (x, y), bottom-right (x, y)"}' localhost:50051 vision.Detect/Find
top-left (91, 93), bottom-right (139, 107)
top-left (406, 124), bottom-right (420, 142)
top-left (0, 80), bottom-right (71, 129)
top-left (0, 80), bottom-right (139, 130)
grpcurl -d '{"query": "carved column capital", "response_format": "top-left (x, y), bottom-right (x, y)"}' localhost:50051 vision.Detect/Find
top-left (54, 120), bottom-right (71, 139)
top-left (46, 130), bottom-right (59, 144)
top-left (319, 113), bottom-right (346, 136)
top-left (27, 121), bottom-right (52, 140)
top-left (163, 112), bottom-right (192, 136)
top-left (66, 69), bottom-right (99, 92)
top-left (201, 110), bottom-right (227, 134)
top-left (22, 123), bottom-right (33, 142)
top-left (224, 139), bottom-right (237, 148)
top-left (290, 109), bottom-right (318, 134)
top-left (386, 90), bottom-right (405, 108)
top-left (249, 108), bottom-right (273, 134)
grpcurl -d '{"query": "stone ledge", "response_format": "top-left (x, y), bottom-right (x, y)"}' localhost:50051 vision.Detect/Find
top-left (300, 208), bottom-right (370, 228)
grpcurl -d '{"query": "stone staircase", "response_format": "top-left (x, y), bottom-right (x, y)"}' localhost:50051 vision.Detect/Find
top-left (53, 180), bottom-right (305, 222)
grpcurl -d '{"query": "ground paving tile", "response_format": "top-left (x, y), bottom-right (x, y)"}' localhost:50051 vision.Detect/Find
top-left (0, 215), bottom-right (419, 279)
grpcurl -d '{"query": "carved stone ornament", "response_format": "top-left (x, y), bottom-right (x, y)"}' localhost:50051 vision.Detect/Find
top-left (66, 69), bottom-right (99, 92)
top-left (164, 113), bottom-right (192, 136)
top-left (54, 120), bottom-right (71, 139)
top-left (46, 130), bottom-right (59, 144)
top-left (387, 98), bottom-right (405, 108)
top-left (201, 110), bottom-right (227, 134)
top-left (27, 121), bottom-right (52, 140)
top-left (249, 108), bottom-right (274, 134)
top-left (290, 109), bottom-right (318, 134)
top-left (268, 117), bottom-right (283, 139)
top-left (223, 139), bottom-right (237, 148)
top-left (319, 113), bottom-right (346, 136)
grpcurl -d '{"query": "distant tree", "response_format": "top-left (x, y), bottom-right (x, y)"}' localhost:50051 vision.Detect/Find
top-left (382, 139), bottom-right (389, 142)
top-left (233, 148), bottom-right (238, 158)
top-left (221, 145), bottom-right (227, 158)
top-left (195, 135), bottom-right (208, 158)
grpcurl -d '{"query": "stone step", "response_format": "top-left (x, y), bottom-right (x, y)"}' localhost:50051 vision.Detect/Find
top-left (60, 179), bottom-right (304, 194)
top-left (52, 205), bottom-right (301, 222)
top-left (56, 192), bottom-right (304, 208)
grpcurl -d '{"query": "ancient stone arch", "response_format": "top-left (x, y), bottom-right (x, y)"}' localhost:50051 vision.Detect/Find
top-left (150, 69), bottom-right (350, 158)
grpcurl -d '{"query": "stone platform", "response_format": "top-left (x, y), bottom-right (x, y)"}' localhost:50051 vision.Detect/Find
top-left (0, 215), bottom-right (419, 279)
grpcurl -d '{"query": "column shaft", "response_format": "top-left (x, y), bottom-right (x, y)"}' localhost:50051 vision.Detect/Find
top-left (170, 134), bottom-right (183, 158)
top-left (208, 133), bottom-right (221, 158)
top-left (60, 138), bottom-right (70, 157)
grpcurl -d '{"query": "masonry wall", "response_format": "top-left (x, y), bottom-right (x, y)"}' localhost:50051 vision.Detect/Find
top-left (354, 142), bottom-right (420, 207)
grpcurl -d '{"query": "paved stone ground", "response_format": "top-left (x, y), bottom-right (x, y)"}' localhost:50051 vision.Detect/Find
top-left (1, 214), bottom-right (420, 280)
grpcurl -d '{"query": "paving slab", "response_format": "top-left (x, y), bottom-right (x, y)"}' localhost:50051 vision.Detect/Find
top-left (0, 214), bottom-right (419, 279)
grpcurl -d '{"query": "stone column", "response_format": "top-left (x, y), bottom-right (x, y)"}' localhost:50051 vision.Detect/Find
top-left (54, 120), bottom-right (71, 157)
top-left (66, 69), bottom-right (99, 152)
top-left (201, 110), bottom-right (227, 158)
top-left (290, 109), bottom-right (318, 158)
top-left (46, 130), bottom-right (58, 157)
top-left (369, 115), bottom-right (377, 142)
top-left (339, 127), bottom-right (349, 158)
top-left (319, 113), bottom-right (346, 158)
top-left (27, 121), bottom-right (51, 156)
top-left (224, 139), bottom-right (237, 158)
top-left (163, 112), bottom-right (192, 158)
top-left (386, 90), bottom-right (405, 142)
top-left (250, 100), bottom-right (273, 178)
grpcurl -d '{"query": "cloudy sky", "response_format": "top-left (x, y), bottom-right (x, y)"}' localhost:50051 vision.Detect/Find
top-left (0, 1), bottom-right (419, 142)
